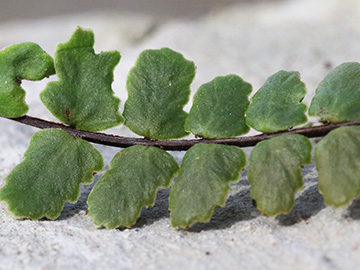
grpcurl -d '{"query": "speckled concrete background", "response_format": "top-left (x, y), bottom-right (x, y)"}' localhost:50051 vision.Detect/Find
top-left (0, 0), bottom-right (359, 269)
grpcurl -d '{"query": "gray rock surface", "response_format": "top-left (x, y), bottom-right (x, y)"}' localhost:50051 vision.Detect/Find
top-left (0, 0), bottom-right (360, 269)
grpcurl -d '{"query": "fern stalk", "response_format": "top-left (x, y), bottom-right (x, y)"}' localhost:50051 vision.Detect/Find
top-left (4, 115), bottom-right (360, 151)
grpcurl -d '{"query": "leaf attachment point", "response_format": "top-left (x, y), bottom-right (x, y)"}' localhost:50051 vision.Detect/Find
top-left (248, 134), bottom-right (312, 216)
top-left (0, 129), bottom-right (104, 220)
top-left (0, 43), bottom-right (55, 117)
top-left (87, 145), bottom-right (179, 229)
top-left (309, 62), bottom-right (360, 123)
top-left (40, 27), bottom-right (123, 131)
top-left (123, 48), bottom-right (196, 139)
top-left (185, 75), bottom-right (252, 139)
top-left (246, 70), bottom-right (307, 133)
top-left (315, 126), bottom-right (360, 207)
top-left (169, 143), bottom-right (247, 228)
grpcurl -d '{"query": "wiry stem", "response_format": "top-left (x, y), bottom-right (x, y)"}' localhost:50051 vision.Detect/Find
top-left (4, 115), bottom-right (360, 151)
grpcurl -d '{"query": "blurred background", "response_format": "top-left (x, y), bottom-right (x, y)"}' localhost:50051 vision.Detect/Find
top-left (0, 0), bottom-right (275, 22)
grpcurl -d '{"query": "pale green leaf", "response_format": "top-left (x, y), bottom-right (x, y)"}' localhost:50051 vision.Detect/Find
top-left (315, 126), bottom-right (360, 206)
top-left (309, 62), bottom-right (360, 122)
top-left (123, 48), bottom-right (196, 139)
top-left (87, 145), bottom-right (179, 229)
top-left (169, 143), bottom-right (247, 228)
top-left (0, 129), bottom-right (104, 219)
top-left (246, 71), bottom-right (307, 133)
top-left (40, 27), bottom-right (123, 131)
top-left (0, 42), bottom-right (54, 117)
top-left (184, 75), bottom-right (252, 139)
top-left (248, 134), bottom-right (312, 216)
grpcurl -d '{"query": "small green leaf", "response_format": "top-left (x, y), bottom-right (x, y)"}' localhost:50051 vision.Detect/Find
top-left (248, 134), bottom-right (312, 216)
top-left (87, 145), bottom-right (179, 229)
top-left (169, 143), bottom-right (247, 228)
top-left (246, 71), bottom-right (307, 133)
top-left (123, 48), bottom-right (196, 139)
top-left (309, 62), bottom-right (360, 122)
top-left (0, 129), bottom-right (104, 219)
top-left (315, 126), bottom-right (360, 207)
top-left (0, 42), bottom-right (55, 117)
top-left (40, 27), bottom-right (123, 131)
top-left (184, 75), bottom-right (252, 139)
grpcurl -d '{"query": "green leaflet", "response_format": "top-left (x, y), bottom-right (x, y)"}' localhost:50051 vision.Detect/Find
top-left (246, 71), bottom-right (307, 133)
top-left (87, 145), bottom-right (179, 229)
top-left (309, 62), bottom-right (360, 123)
top-left (123, 48), bottom-right (196, 139)
top-left (0, 42), bottom-right (55, 117)
top-left (0, 129), bottom-right (104, 220)
top-left (169, 143), bottom-right (247, 228)
top-left (40, 27), bottom-right (123, 131)
top-left (315, 126), bottom-right (360, 207)
top-left (248, 134), bottom-right (312, 216)
top-left (184, 75), bottom-right (252, 139)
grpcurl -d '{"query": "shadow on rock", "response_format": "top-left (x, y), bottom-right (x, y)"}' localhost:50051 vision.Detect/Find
top-left (132, 188), bottom-right (171, 228)
top-left (276, 183), bottom-right (325, 226)
top-left (135, 179), bottom-right (259, 231)
top-left (189, 188), bottom-right (260, 232)
top-left (57, 175), bottom-right (101, 220)
top-left (345, 198), bottom-right (360, 220)
top-left (56, 165), bottom-right (329, 230)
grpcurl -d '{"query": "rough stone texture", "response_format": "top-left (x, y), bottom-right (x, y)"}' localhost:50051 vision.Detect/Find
top-left (0, 0), bottom-right (360, 269)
